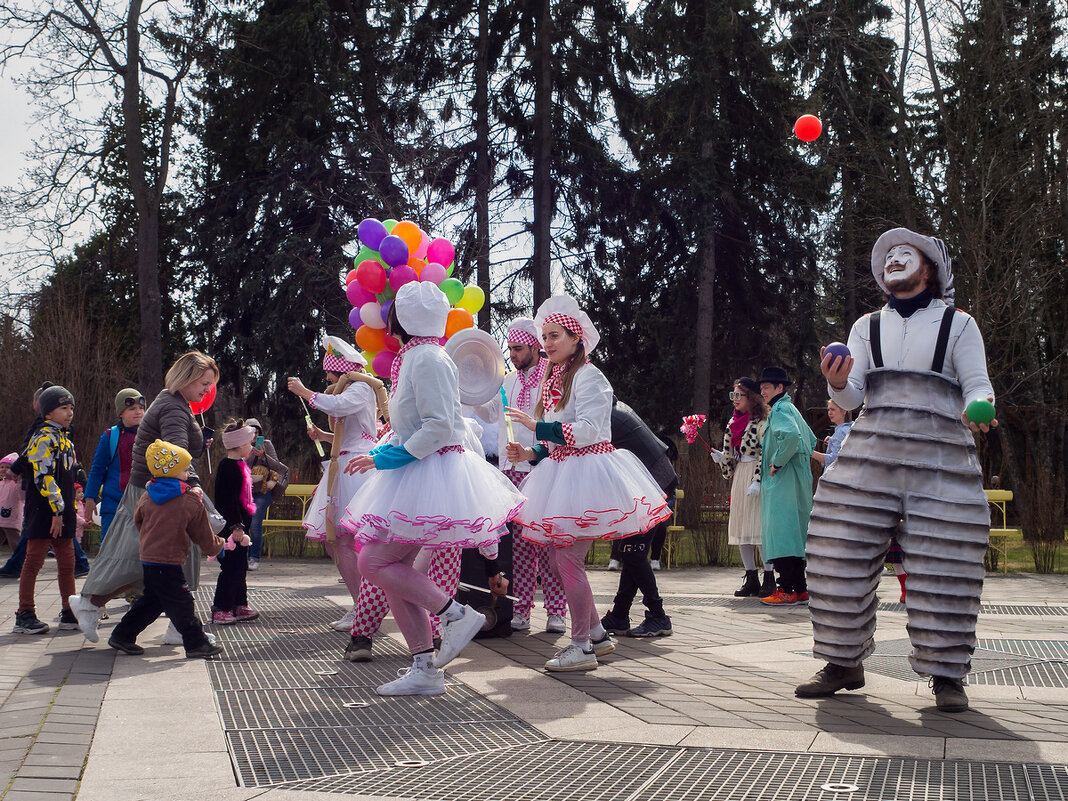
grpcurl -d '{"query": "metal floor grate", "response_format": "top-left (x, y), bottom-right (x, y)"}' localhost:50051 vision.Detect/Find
top-left (228, 722), bottom-right (547, 786)
top-left (280, 742), bottom-right (1068, 801)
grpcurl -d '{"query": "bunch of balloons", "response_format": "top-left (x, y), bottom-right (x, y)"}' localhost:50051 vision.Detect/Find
top-left (344, 217), bottom-right (486, 377)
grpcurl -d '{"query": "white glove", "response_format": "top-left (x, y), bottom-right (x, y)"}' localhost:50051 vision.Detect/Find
top-left (478, 543), bottom-right (499, 561)
top-left (709, 448), bottom-right (728, 465)
top-left (746, 479), bottom-right (761, 496)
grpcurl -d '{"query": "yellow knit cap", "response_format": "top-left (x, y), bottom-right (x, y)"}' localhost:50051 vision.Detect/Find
top-left (145, 439), bottom-right (192, 478)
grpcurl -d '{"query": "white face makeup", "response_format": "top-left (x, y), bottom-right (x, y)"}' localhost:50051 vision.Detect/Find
top-left (883, 245), bottom-right (922, 285)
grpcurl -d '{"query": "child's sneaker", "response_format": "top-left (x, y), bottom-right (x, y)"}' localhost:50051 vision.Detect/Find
top-left (233, 606), bottom-right (259, 621)
top-left (13, 611), bottom-right (49, 635)
top-left (212, 610), bottom-right (237, 625)
top-left (58, 609), bottom-right (80, 630)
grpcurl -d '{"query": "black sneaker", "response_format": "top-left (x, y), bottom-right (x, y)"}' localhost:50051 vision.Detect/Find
top-left (344, 635), bottom-right (373, 662)
top-left (74, 568), bottom-right (90, 578)
top-left (13, 611), bottom-right (49, 634)
top-left (186, 642), bottom-right (224, 659)
top-left (108, 637), bottom-right (145, 655)
top-left (629, 614), bottom-right (672, 637)
top-left (600, 610), bottom-right (631, 635)
top-left (0, 569), bottom-right (21, 579)
top-left (58, 609), bottom-right (80, 630)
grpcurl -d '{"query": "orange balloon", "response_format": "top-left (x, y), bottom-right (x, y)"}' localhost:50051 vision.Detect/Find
top-left (407, 256), bottom-right (426, 275)
top-left (444, 308), bottom-right (475, 338)
top-left (392, 221), bottom-right (422, 254)
top-left (355, 325), bottom-right (386, 353)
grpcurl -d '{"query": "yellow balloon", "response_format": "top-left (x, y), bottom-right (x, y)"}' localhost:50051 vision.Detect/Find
top-left (457, 285), bottom-right (485, 314)
top-left (360, 350), bottom-right (376, 374)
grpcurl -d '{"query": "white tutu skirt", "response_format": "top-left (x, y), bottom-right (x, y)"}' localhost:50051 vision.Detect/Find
top-left (515, 449), bottom-right (671, 547)
top-left (304, 459), bottom-right (372, 541)
top-left (339, 449), bottom-right (525, 548)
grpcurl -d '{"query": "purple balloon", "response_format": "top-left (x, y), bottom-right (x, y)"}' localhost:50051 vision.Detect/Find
top-left (348, 307), bottom-right (362, 330)
top-left (420, 262), bottom-right (447, 285)
top-left (379, 235), bottom-right (409, 268)
top-left (380, 299), bottom-right (393, 324)
top-left (825, 342), bottom-right (850, 362)
top-left (358, 218), bottom-right (388, 251)
top-left (388, 264), bottom-right (417, 291)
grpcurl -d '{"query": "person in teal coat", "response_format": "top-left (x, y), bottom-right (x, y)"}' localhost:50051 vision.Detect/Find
top-left (758, 367), bottom-right (816, 606)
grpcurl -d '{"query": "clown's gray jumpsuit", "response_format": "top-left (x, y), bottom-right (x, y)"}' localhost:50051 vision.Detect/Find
top-left (807, 298), bottom-right (993, 679)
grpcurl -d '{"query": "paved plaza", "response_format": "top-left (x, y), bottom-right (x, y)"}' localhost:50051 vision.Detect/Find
top-left (2, 558), bottom-right (1067, 801)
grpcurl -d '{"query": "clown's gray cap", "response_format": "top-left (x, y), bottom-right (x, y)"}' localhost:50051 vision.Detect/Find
top-left (871, 227), bottom-right (955, 305)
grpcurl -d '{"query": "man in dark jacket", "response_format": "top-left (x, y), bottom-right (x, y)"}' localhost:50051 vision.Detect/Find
top-left (600, 400), bottom-right (678, 637)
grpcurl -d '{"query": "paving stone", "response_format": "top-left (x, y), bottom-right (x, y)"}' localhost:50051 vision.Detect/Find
top-left (10, 776), bottom-right (80, 792)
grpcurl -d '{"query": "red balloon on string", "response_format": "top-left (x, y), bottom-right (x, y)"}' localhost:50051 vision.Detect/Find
top-left (794, 114), bottom-right (822, 142)
top-left (189, 383), bottom-right (217, 415)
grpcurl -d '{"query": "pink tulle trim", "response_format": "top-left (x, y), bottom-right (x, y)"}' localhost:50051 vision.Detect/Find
top-left (515, 497), bottom-right (672, 546)
top-left (339, 500), bottom-right (525, 548)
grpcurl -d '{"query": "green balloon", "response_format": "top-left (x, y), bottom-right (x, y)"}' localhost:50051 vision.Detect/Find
top-left (353, 246), bottom-right (383, 269)
top-left (440, 278), bottom-right (464, 305)
top-left (384, 219), bottom-right (398, 233)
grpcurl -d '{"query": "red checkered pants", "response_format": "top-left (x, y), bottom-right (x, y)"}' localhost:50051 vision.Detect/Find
top-left (350, 546), bottom-right (463, 639)
top-left (504, 467), bottom-right (567, 619)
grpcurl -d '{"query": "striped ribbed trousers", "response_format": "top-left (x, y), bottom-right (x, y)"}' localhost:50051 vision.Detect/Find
top-left (806, 370), bottom-right (990, 679)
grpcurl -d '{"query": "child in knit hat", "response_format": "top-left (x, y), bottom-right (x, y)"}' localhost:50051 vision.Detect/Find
top-left (15, 386), bottom-right (79, 634)
top-left (107, 439), bottom-right (226, 658)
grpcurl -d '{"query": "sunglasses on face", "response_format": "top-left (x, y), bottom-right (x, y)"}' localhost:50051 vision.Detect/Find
top-left (124, 396), bottom-right (146, 408)
top-left (729, 391), bottom-right (748, 401)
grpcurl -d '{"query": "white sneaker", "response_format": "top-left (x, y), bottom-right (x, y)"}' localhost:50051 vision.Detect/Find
top-left (545, 643), bottom-right (597, 672)
top-left (376, 666), bottom-right (446, 696)
top-left (68, 594), bottom-right (101, 643)
top-left (650, 559), bottom-right (661, 571)
top-left (592, 633), bottom-right (616, 657)
top-left (433, 605), bottom-right (485, 668)
top-left (545, 613), bottom-right (567, 633)
top-left (331, 606), bottom-right (357, 632)
top-left (161, 622), bottom-right (216, 646)
top-left (247, 558), bottom-right (260, 571)
top-left (510, 614), bottom-right (530, 631)
top-left (607, 559), bottom-right (621, 571)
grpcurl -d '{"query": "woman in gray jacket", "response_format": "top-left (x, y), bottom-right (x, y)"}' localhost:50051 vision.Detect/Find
top-left (70, 352), bottom-right (221, 643)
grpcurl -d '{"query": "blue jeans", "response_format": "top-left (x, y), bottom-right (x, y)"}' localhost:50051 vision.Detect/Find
top-left (1, 528), bottom-right (91, 575)
top-left (247, 493), bottom-right (272, 561)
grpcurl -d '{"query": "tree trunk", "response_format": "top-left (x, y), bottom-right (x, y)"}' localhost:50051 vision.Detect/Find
top-left (123, 0), bottom-right (163, 395)
top-left (474, 0), bottom-right (491, 330)
top-left (691, 224), bottom-right (716, 415)
top-left (531, 0), bottom-right (553, 307)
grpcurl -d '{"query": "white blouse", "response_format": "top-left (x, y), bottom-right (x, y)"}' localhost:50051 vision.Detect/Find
top-left (309, 381), bottom-right (378, 455)
top-left (389, 344), bottom-right (467, 459)
top-left (543, 363), bottom-right (613, 449)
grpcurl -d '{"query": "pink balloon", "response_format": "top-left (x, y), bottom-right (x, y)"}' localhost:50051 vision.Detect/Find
top-left (426, 238), bottom-right (454, 268)
top-left (346, 281), bottom-right (374, 307)
top-left (372, 350), bottom-right (396, 377)
top-left (420, 262), bottom-right (447, 285)
top-left (388, 264), bottom-right (417, 291)
top-left (415, 230), bottom-right (430, 260)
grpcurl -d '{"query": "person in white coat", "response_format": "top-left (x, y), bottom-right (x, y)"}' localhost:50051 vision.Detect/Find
top-left (797, 227), bottom-right (997, 713)
top-left (287, 336), bottom-right (386, 628)
top-left (340, 281), bottom-right (525, 696)
top-left (472, 318), bottom-right (568, 634)
top-left (506, 295), bottom-right (671, 672)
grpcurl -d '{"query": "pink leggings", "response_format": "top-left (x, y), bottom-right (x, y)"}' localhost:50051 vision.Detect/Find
top-left (546, 540), bottom-right (599, 642)
top-left (325, 537), bottom-right (361, 602)
top-left (357, 542), bottom-right (451, 655)
top-left (351, 547), bottom-right (462, 639)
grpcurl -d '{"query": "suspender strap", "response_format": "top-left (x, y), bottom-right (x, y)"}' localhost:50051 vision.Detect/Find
top-left (868, 311), bottom-right (883, 368)
top-left (931, 306), bottom-right (956, 373)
